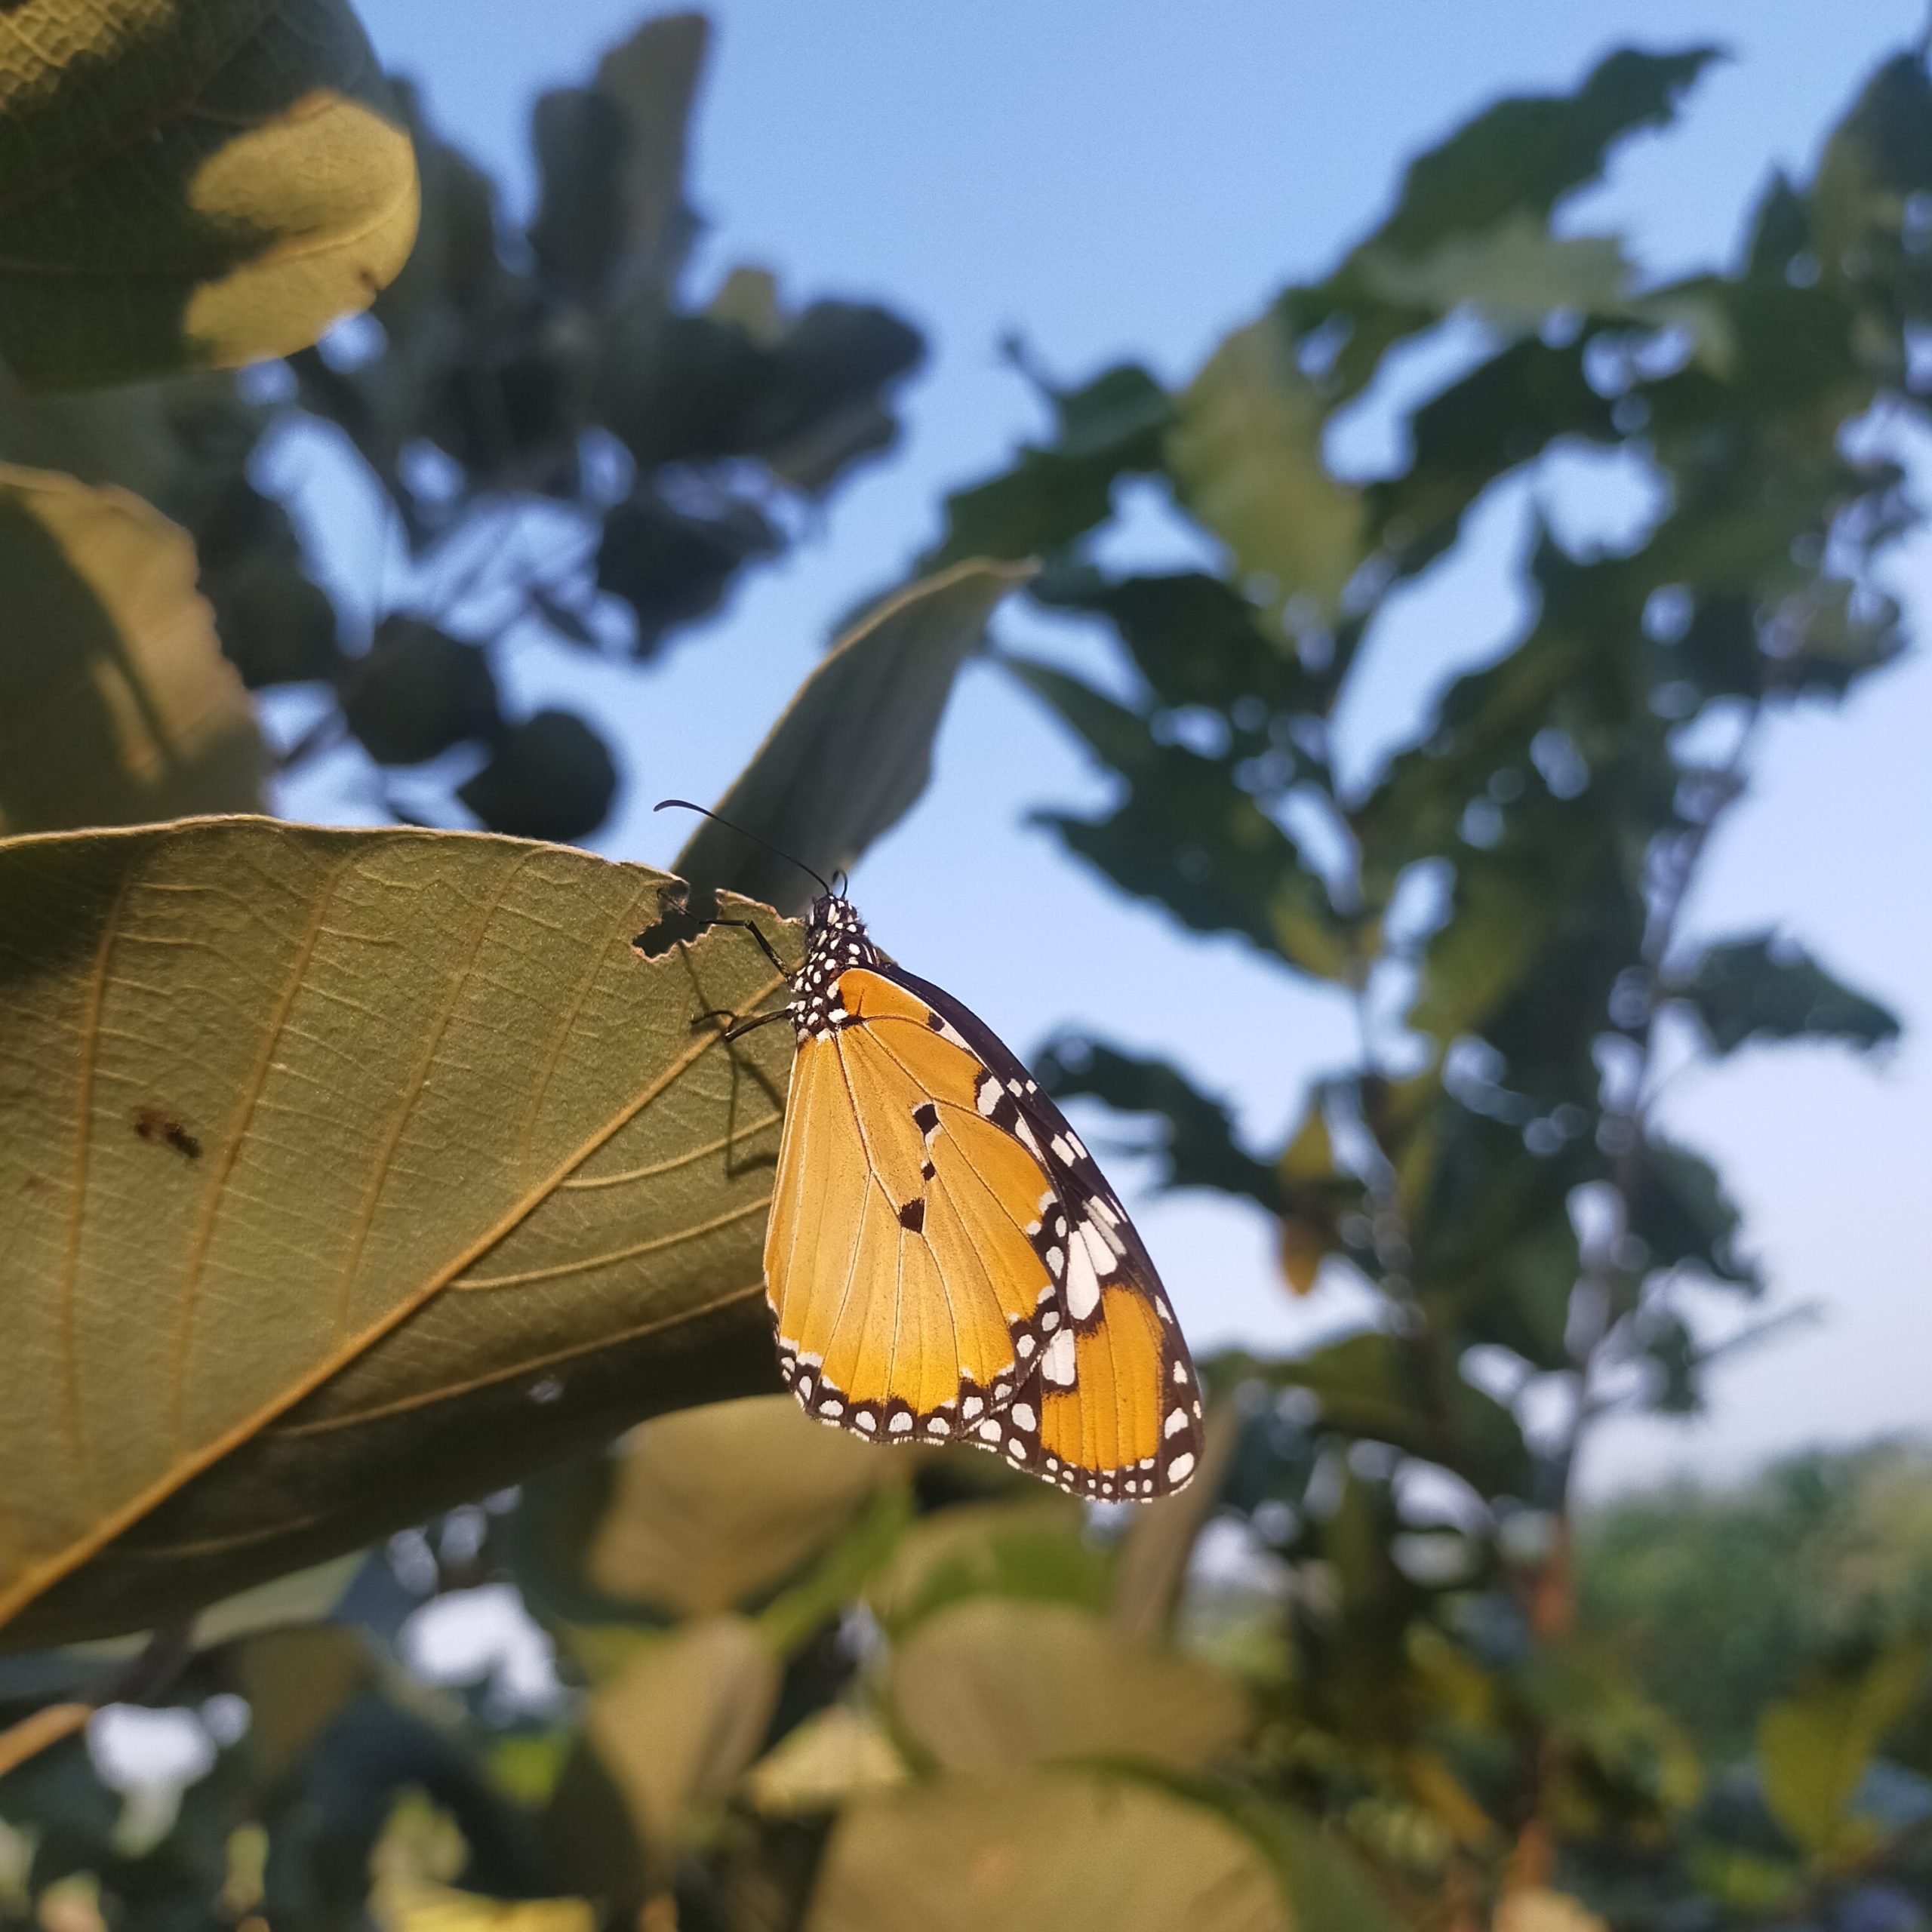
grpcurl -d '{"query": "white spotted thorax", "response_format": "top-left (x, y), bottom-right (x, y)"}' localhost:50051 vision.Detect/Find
top-left (789, 894), bottom-right (884, 1041)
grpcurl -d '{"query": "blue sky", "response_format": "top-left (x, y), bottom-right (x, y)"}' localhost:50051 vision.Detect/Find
top-left (316, 0), bottom-right (1931, 1495)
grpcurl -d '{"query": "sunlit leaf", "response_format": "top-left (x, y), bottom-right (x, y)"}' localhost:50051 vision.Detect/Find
top-left (743, 1706), bottom-right (908, 1818)
top-left (0, 0), bottom-right (419, 389)
top-left (891, 1598), bottom-right (1250, 1774)
top-left (580, 1617), bottom-right (781, 1879)
top-left (0, 820), bottom-right (798, 1644)
top-left (808, 1768), bottom-right (1292, 1932)
top-left (1167, 315), bottom-right (1364, 624)
top-left (0, 464), bottom-right (263, 835)
top-left (580, 1397), bottom-right (904, 1620)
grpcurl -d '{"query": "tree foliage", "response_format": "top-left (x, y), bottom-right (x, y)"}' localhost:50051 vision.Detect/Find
top-left (0, 13), bottom-right (1924, 1932)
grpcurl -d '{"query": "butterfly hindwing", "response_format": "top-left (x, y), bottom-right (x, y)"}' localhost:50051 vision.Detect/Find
top-left (871, 967), bottom-right (1206, 1500)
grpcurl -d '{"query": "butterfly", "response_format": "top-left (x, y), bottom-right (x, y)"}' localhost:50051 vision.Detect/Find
top-left (652, 804), bottom-right (1203, 1501)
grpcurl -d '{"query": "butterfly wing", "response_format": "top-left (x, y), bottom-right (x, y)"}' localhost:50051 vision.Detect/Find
top-left (866, 967), bottom-right (1205, 1501)
top-left (764, 966), bottom-right (1065, 1447)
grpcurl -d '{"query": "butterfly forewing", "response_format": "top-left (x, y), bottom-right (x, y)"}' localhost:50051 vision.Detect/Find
top-left (764, 967), bottom-right (1063, 1446)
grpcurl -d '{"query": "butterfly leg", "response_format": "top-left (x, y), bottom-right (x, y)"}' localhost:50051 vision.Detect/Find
top-left (707, 917), bottom-right (789, 976)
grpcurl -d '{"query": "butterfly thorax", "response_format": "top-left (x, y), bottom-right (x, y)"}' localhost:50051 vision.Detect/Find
top-left (789, 894), bottom-right (883, 1042)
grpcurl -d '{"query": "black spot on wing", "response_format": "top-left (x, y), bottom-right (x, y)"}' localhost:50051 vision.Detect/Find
top-left (912, 1100), bottom-right (940, 1137)
top-left (897, 1196), bottom-right (926, 1232)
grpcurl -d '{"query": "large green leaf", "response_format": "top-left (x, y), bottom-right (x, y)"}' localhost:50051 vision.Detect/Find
top-left (0, 820), bottom-right (798, 1645)
top-left (0, 464), bottom-right (263, 835)
top-left (668, 559), bottom-right (1034, 918)
top-left (808, 1768), bottom-right (1292, 1932)
top-left (888, 1598), bottom-right (1250, 1774)
top-left (0, 0), bottom-right (419, 389)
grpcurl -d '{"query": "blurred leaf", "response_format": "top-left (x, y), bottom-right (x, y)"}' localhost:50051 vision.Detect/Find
top-left (1495, 1892), bottom-right (1609, 1932)
top-left (1810, 52), bottom-right (1932, 294)
top-left (808, 1767), bottom-right (1292, 1932)
top-left (581, 1617), bottom-right (781, 1881)
top-left (927, 363), bottom-right (1168, 568)
top-left (0, 820), bottom-right (800, 1646)
top-left (0, 0), bottom-right (419, 389)
top-left (1041, 568), bottom-right (1313, 715)
top-left (666, 559), bottom-right (1035, 920)
top-left (1759, 1637), bottom-right (1931, 1856)
top-left (1357, 217), bottom-right (1632, 333)
top-left (0, 463), bottom-right (263, 834)
top-left (595, 488), bottom-right (777, 657)
top-left (1201, 1790), bottom-right (1407, 1932)
top-left (1111, 1408), bottom-right (1242, 1642)
top-left (1676, 934), bottom-right (1900, 1056)
top-left (1520, 1642), bottom-right (1704, 1823)
top-left (581, 1396), bottom-right (905, 1620)
top-left (230, 1624), bottom-right (374, 1784)
top-left (374, 1884), bottom-right (594, 1932)
top-left (1281, 44), bottom-right (1720, 399)
top-left (743, 1706), bottom-right (908, 1818)
top-left (1013, 660), bottom-right (1351, 979)
top-left (1266, 1330), bottom-right (1534, 1497)
top-left (594, 312), bottom-right (774, 469)
top-left (864, 1497), bottom-right (1106, 1633)
top-left (1035, 1037), bottom-right (1282, 1211)
top-left (456, 709), bottom-right (619, 844)
top-left (1167, 315), bottom-right (1364, 624)
top-left (346, 617), bottom-right (501, 765)
top-left (1626, 1138), bottom-right (1758, 1289)
top-left (891, 1598), bottom-right (1250, 1774)
top-left (589, 11), bottom-right (711, 299)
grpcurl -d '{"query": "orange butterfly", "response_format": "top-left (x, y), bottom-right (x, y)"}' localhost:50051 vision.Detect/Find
top-left (657, 804), bottom-right (1203, 1501)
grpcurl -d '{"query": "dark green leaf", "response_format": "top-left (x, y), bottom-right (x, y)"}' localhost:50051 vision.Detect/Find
top-left (1013, 658), bottom-right (1351, 979)
top-left (1677, 934), bottom-right (1900, 1055)
top-left (1626, 1138), bottom-right (1758, 1289)
top-left (1260, 1331), bottom-right (1534, 1498)
top-left (344, 616), bottom-right (500, 765)
top-left (457, 709), bottom-right (619, 844)
top-left (1033, 1036), bottom-right (1282, 1211)
top-left (595, 489), bottom-right (777, 658)
top-left (926, 362), bottom-right (1169, 568)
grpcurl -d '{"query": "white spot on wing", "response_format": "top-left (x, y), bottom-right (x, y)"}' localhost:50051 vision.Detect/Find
top-left (856, 1411), bottom-right (877, 1434)
top-left (963, 1395), bottom-right (983, 1420)
top-left (1041, 1328), bottom-right (1076, 1386)
top-left (890, 1412), bottom-right (913, 1434)
top-left (977, 1078), bottom-right (1000, 1117)
top-left (1076, 1217), bottom-right (1118, 1279)
top-left (1066, 1237), bottom-right (1101, 1321)
top-left (1050, 1134), bottom-right (1075, 1164)
top-left (1168, 1451), bottom-right (1195, 1484)
top-left (1165, 1407), bottom-right (1189, 1438)
top-left (1011, 1403), bottom-right (1037, 1432)
top-left (977, 1418), bottom-right (1003, 1443)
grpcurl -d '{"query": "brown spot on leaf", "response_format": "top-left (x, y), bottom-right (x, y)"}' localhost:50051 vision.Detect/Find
top-left (133, 1106), bottom-right (202, 1161)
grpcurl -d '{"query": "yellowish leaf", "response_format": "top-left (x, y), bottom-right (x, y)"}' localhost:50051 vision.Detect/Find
top-left (890, 1598), bottom-right (1250, 1774)
top-left (0, 463), bottom-right (263, 835)
top-left (586, 1395), bottom-right (904, 1618)
top-left (0, 0), bottom-right (419, 388)
top-left (743, 1705), bottom-right (908, 1817)
top-left (808, 1769), bottom-right (1291, 1932)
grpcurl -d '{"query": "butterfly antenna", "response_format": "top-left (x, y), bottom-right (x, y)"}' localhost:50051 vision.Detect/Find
top-left (654, 798), bottom-right (835, 898)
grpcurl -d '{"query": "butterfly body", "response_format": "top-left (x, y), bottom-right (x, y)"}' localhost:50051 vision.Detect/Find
top-left (758, 891), bottom-right (1203, 1500)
